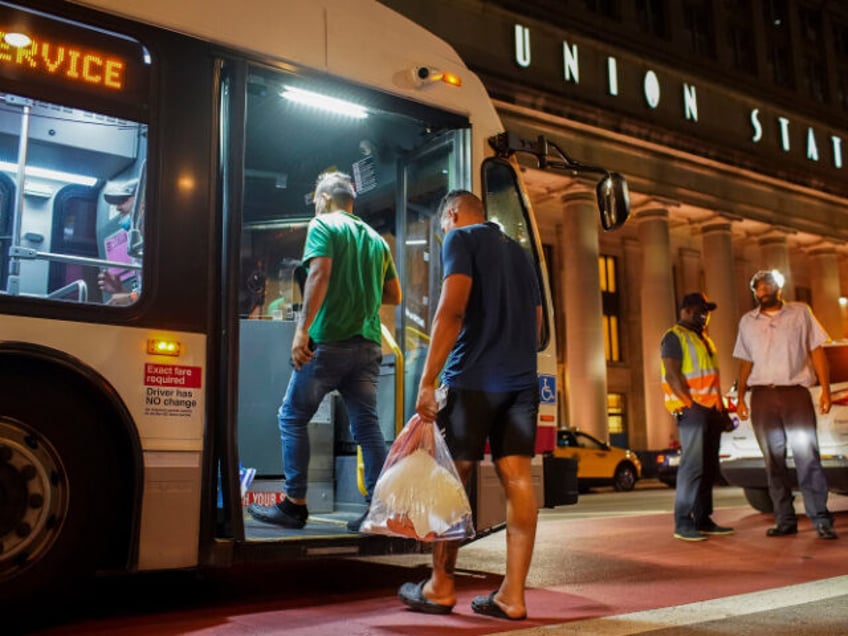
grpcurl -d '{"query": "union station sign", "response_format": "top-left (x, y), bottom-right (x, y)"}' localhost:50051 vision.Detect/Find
top-left (512, 24), bottom-right (844, 171)
top-left (382, 0), bottom-right (846, 192)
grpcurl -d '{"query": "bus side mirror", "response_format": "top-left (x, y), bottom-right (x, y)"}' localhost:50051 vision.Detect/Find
top-left (488, 132), bottom-right (632, 231)
top-left (596, 172), bottom-right (629, 231)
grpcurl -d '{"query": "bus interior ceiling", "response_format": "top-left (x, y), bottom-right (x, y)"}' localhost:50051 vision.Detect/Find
top-left (243, 72), bottom-right (439, 231)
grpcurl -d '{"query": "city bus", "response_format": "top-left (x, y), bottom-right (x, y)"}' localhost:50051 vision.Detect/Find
top-left (0, 0), bottom-right (628, 602)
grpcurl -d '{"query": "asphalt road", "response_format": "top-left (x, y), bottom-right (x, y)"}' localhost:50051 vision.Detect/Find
top-left (15, 481), bottom-right (848, 635)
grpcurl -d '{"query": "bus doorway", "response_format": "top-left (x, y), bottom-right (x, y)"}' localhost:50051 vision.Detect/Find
top-left (227, 64), bottom-right (469, 541)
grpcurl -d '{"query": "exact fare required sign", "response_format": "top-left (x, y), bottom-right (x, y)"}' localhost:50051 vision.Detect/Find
top-left (144, 363), bottom-right (201, 418)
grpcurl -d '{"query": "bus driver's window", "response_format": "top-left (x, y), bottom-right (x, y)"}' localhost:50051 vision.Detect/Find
top-left (99, 178), bottom-right (143, 305)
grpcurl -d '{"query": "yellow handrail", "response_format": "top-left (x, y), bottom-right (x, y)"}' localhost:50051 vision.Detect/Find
top-left (382, 323), bottom-right (405, 436)
top-left (355, 323), bottom-right (405, 496)
top-left (404, 325), bottom-right (430, 350)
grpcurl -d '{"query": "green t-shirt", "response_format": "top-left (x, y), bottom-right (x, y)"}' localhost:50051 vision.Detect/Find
top-left (302, 211), bottom-right (397, 344)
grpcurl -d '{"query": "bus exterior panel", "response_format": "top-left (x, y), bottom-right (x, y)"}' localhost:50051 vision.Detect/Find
top-left (0, 316), bottom-right (207, 572)
top-left (71, 0), bottom-right (503, 197)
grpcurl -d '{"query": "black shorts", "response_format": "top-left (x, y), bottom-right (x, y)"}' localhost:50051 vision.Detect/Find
top-left (437, 385), bottom-right (539, 461)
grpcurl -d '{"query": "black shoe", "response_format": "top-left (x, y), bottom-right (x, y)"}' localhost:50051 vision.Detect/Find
top-left (673, 527), bottom-right (707, 542)
top-left (816, 523), bottom-right (838, 540)
top-left (471, 590), bottom-right (526, 621)
top-left (398, 580), bottom-right (454, 615)
top-left (347, 510), bottom-right (369, 533)
top-left (696, 520), bottom-right (734, 535)
top-left (766, 524), bottom-right (798, 537)
top-left (248, 499), bottom-right (308, 529)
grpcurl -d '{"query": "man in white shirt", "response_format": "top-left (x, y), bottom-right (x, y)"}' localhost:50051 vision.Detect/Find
top-left (733, 270), bottom-right (836, 539)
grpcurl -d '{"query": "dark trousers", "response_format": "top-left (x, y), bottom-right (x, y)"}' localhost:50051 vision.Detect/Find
top-left (674, 404), bottom-right (722, 531)
top-left (750, 385), bottom-right (831, 527)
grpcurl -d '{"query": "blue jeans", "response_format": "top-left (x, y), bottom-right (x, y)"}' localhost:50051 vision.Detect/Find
top-left (674, 403), bottom-right (722, 531)
top-left (750, 385), bottom-right (831, 526)
top-left (278, 336), bottom-right (386, 501)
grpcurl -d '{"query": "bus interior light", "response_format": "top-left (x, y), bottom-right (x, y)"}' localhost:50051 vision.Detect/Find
top-left (0, 161), bottom-right (97, 186)
top-left (23, 182), bottom-right (54, 198)
top-left (3, 32), bottom-right (32, 48)
top-left (147, 338), bottom-right (181, 356)
top-left (280, 86), bottom-right (367, 119)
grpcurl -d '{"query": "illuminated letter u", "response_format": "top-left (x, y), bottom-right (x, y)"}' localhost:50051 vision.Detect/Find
top-left (515, 24), bottom-right (531, 68)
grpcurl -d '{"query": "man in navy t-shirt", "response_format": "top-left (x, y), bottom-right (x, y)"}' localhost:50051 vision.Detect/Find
top-left (439, 210), bottom-right (540, 393)
top-left (398, 190), bottom-right (541, 622)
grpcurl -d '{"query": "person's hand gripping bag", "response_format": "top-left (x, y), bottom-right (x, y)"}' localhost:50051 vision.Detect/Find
top-left (360, 414), bottom-right (475, 541)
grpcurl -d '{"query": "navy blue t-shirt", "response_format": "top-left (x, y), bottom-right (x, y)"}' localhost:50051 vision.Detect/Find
top-left (441, 221), bottom-right (541, 391)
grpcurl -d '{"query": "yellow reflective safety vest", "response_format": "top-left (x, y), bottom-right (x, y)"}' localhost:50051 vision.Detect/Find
top-left (661, 324), bottom-right (720, 413)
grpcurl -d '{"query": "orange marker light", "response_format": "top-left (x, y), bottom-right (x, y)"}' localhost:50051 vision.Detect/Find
top-left (147, 338), bottom-right (181, 357)
top-left (441, 72), bottom-right (462, 87)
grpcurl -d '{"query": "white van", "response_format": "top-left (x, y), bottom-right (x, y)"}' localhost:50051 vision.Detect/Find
top-left (719, 343), bottom-right (848, 512)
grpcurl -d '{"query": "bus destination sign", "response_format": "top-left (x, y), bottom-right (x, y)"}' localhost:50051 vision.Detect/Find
top-left (0, 4), bottom-right (149, 111)
top-left (0, 29), bottom-right (126, 90)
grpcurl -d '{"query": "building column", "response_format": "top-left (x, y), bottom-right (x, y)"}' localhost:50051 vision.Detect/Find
top-left (623, 237), bottom-right (647, 450)
top-left (702, 221), bottom-right (739, 392)
top-left (635, 207), bottom-right (677, 450)
top-left (735, 253), bottom-right (754, 313)
top-left (677, 247), bottom-right (701, 299)
top-left (809, 246), bottom-right (842, 339)
top-left (758, 233), bottom-right (794, 300)
top-left (561, 187), bottom-right (608, 440)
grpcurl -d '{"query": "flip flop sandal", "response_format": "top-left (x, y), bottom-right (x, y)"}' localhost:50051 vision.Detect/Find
top-left (398, 580), bottom-right (454, 615)
top-left (471, 591), bottom-right (527, 621)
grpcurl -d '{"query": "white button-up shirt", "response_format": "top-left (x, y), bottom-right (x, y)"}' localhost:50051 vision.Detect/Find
top-left (733, 302), bottom-right (829, 387)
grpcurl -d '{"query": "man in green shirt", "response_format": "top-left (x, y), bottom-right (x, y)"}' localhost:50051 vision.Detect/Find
top-left (248, 171), bottom-right (401, 530)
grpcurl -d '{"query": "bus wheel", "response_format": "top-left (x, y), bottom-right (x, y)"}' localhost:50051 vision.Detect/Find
top-left (0, 416), bottom-right (70, 581)
top-left (0, 394), bottom-right (103, 604)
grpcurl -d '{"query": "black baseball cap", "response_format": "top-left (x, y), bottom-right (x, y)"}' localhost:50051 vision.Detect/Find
top-left (680, 292), bottom-right (717, 311)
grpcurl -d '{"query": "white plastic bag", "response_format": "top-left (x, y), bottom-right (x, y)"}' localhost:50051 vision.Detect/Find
top-left (361, 414), bottom-right (475, 541)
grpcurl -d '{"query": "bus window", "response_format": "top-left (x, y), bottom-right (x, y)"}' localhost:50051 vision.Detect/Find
top-left (400, 133), bottom-right (464, 421)
top-left (0, 95), bottom-right (148, 305)
top-left (482, 158), bottom-right (550, 348)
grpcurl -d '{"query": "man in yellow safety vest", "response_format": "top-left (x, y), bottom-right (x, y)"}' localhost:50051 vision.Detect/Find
top-left (661, 292), bottom-right (735, 542)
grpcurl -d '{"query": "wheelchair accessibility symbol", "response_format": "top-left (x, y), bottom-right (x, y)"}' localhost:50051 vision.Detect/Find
top-left (538, 374), bottom-right (556, 404)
